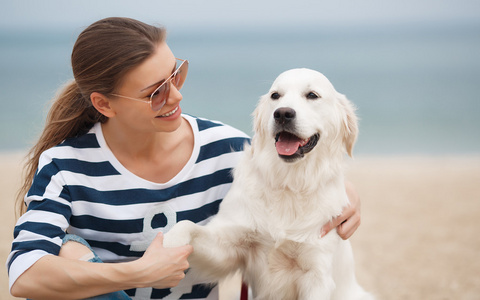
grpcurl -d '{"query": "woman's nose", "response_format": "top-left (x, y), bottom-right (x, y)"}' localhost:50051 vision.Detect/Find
top-left (167, 82), bottom-right (183, 103)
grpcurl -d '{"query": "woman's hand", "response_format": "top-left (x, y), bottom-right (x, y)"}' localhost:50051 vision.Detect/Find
top-left (11, 232), bottom-right (193, 299)
top-left (321, 181), bottom-right (361, 240)
top-left (129, 232), bottom-right (193, 289)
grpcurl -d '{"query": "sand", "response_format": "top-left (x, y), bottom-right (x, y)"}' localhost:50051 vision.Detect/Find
top-left (1, 152), bottom-right (479, 299)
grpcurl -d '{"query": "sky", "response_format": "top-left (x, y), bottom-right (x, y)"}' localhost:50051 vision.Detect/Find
top-left (1, 0), bottom-right (479, 32)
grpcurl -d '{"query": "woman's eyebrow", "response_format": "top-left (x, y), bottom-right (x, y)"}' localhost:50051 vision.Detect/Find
top-left (140, 63), bottom-right (177, 92)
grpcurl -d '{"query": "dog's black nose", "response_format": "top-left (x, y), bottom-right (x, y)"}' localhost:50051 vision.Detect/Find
top-left (274, 107), bottom-right (296, 125)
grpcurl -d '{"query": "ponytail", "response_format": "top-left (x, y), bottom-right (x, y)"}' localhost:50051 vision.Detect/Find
top-left (15, 80), bottom-right (105, 216)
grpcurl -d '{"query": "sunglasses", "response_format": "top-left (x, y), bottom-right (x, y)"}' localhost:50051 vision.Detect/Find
top-left (110, 58), bottom-right (189, 111)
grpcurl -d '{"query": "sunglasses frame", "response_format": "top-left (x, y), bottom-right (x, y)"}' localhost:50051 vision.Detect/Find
top-left (110, 58), bottom-right (188, 111)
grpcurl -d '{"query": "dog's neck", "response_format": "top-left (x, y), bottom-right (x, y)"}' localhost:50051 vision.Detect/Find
top-left (253, 159), bottom-right (348, 243)
top-left (238, 139), bottom-right (350, 243)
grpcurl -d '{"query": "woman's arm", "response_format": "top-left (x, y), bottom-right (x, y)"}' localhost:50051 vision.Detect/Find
top-left (10, 233), bottom-right (192, 300)
top-left (321, 180), bottom-right (361, 239)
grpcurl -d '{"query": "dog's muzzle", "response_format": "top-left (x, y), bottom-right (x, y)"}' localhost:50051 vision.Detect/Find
top-left (273, 107), bottom-right (320, 162)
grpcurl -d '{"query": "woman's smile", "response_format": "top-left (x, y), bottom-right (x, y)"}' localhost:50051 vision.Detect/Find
top-left (156, 105), bottom-right (181, 118)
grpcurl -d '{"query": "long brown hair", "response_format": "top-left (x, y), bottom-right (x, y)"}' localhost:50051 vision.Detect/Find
top-left (16, 17), bottom-right (166, 216)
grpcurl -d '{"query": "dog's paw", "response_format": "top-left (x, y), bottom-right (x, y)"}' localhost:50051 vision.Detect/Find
top-left (163, 220), bottom-right (198, 248)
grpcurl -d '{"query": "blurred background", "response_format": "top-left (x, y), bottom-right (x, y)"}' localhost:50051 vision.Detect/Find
top-left (1, 1), bottom-right (480, 299)
top-left (0, 0), bottom-right (479, 155)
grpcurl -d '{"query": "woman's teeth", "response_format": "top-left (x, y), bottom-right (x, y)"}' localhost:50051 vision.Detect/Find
top-left (159, 106), bottom-right (178, 117)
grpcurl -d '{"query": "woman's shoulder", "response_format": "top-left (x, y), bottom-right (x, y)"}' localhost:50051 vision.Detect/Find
top-left (38, 124), bottom-right (104, 168)
top-left (184, 115), bottom-right (250, 163)
top-left (184, 114), bottom-right (250, 140)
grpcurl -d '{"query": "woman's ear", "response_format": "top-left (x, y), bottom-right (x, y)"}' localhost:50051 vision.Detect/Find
top-left (90, 92), bottom-right (116, 118)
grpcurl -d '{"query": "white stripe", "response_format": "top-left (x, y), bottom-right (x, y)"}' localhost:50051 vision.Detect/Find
top-left (13, 230), bottom-right (63, 246)
top-left (17, 210), bottom-right (69, 231)
top-left (200, 123), bottom-right (250, 143)
top-left (26, 194), bottom-right (71, 208)
top-left (194, 150), bottom-right (244, 173)
top-left (70, 183), bottom-right (230, 219)
top-left (37, 144), bottom-right (105, 171)
top-left (67, 226), bottom-right (142, 244)
top-left (36, 150), bottom-right (241, 194)
top-left (8, 250), bottom-right (51, 290)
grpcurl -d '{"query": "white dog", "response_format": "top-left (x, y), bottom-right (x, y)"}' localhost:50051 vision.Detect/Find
top-left (164, 69), bottom-right (373, 300)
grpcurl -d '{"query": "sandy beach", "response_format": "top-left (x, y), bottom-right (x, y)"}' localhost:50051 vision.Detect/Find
top-left (1, 152), bottom-right (479, 299)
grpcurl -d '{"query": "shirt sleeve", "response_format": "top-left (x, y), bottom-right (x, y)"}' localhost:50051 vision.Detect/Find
top-left (6, 153), bottom-right (72, 290)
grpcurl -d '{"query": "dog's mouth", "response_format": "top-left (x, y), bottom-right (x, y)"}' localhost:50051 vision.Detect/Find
top-left (275, 132), bottom-right (320, 161)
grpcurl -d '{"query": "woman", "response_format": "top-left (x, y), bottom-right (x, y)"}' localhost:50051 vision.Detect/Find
top-left (7, 17), bottom-right (361, 299)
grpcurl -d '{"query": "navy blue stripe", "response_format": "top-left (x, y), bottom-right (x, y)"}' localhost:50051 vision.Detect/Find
top-left (27, 160), bottom-right (61, 197)
top-left (180, 168), bottom-right (234, 196)
top-left (145, 283), bottom-right (215, 299)
top-left (11, 239), bottom-right (62, 256)
top-left (70, 216), bottom-right (143, 234)
top-left (127, 283), bottom-right (215, 299)
top-left (70, 199), bottom-right (222, 234)
top-left (14, 221), bottom-right (66, 240)
top-left (9, 223), bottom-right (63, 273)
top-left (125, 284), bottom-right (215, 299)
top-left (26, 199), bottom-right (72, 220)
top-left (179, 284), bottom-right (216, 299)
top-left (68, 186), bottom-right (172, 205)
top-left (196, 137), bottom-right (249, 163)
top-left (196, 118), bottom-right (223, 131)
top-left (27, 158), bottom-right (120, 198)
top-left (88, 240), bottom-right (144, 258)
top-left (177, 199), bottom-right (222, 223)
top-left (52, 158), bottom-right (120, 177)
top-left (67, 168), bottom-right (233, 205)
top-left (149, 287), bottom-right (170, 299)
top-left (58, 132), bottom-right (100, 148)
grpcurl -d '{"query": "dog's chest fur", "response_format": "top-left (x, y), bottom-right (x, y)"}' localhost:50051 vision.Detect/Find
top-left (233, 146), bottom-right (348, 244)
top-left (242, 223), bottom-right (341, 300)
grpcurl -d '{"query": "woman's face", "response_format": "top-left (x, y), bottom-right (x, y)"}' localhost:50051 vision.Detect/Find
top-left (109, 42), bottom-right (185, 133)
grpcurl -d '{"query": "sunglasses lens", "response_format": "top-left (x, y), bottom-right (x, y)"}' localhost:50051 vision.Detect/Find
top-left (150, 60), bottom-right (188, 111)
top-left (174, 61), bottom-right (188, 90)
top-left (150, 84), bottom-right (168, 111)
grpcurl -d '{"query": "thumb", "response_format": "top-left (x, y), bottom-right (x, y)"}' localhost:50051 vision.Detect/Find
top-left (320, 220), bottom-right (335, 238)
top-left (320, 215), bottom-right (345, 238)
top-left (151, 232), bottom-right (164, 247)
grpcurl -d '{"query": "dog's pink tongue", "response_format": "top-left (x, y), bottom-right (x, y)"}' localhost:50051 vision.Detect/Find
top-left (276, 133), bottom-right (301, 156)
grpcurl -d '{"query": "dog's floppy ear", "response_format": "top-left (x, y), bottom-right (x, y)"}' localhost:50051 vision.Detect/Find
top-left (252, 94), bottom-right (269, 139)
top-left (337, 93), bottom-right (358, 157)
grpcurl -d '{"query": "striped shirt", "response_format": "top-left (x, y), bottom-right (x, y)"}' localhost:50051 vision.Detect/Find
top-left (7, 114), bottom-right (250, 300)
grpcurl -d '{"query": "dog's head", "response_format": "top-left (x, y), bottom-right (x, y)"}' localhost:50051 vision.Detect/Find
top-left (253, 68), bottom-right (358, 163)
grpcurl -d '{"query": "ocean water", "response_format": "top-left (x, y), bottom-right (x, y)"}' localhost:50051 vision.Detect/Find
top-left (1, 24), bottom-right (479, 155)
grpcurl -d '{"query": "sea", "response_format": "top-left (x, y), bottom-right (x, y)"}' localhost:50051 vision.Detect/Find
top-left (1, 23), bottom-right (479, 155)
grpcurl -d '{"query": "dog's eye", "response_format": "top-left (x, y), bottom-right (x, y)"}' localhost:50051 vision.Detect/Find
top-left (306, 92), bottom-right (320, 100)
top-left (271, 92), bottom-right (281, 100)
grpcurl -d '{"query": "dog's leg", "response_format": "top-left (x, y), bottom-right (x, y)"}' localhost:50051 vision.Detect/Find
top-left (164, 220), bottom-right (254, 283)
top-left (296, 263), bottom-right (335, 300)
top-left (331, 241), bottom-right (374, 300)
top-left (295, 237), bottom-right (340, 300)
top-left (297, 270), bottom-right (335, 300)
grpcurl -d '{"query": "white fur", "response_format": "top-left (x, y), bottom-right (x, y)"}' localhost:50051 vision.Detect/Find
top-left (164, 69), bottom-right (373, 300)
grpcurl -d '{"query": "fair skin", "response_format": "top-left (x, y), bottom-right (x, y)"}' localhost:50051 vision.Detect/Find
top-left (322, 180), bottom-right (361, 239)
top-left (11, 41), bottom-right (360, 299)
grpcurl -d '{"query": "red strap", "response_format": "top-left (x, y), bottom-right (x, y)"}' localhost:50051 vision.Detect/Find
top-left (240, 282), bottom-right (248, 300)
